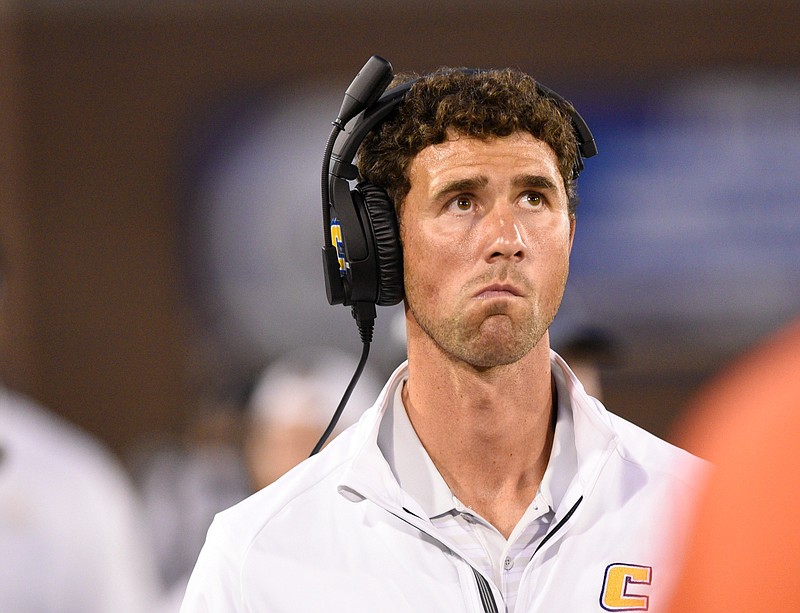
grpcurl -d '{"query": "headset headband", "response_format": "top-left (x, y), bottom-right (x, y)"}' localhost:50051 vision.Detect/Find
top-left (330, 67), bottom-right (598, 184)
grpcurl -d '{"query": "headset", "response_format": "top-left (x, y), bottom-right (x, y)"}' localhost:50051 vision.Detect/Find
top-left (311, 55), bottom-right (598, 455)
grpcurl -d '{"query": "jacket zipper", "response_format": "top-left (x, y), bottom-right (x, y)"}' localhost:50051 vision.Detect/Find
top-left (532, 496), bottom-right (583, 557)
top-left (395, 497), bottom-right (582, 613)
top-left (395, 507), bottom-right (497, 613)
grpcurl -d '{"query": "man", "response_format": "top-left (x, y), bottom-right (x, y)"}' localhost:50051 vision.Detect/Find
top-left (181, 62), bottom-right (707, 612)
top-left (0, 250), bottom-right (161, 612)
top-left (0, 388), bottom-right (162, 613)
top-left (243, 347), bottom-right (380, 492)
top-left (150, 347), bottom-right (380, 613)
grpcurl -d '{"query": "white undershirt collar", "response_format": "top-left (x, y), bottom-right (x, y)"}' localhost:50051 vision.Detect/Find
top-left (377, 375), bottom-right (577, 525)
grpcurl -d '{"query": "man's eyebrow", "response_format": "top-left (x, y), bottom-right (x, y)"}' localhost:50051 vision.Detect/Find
top-left (432, 176), bottom-right (489, 199)
top-left (512, 174), bottom-right (558, 190)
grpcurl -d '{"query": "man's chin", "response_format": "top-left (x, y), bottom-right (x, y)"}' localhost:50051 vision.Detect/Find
top-left (457, 324), bottom-right (542, 369)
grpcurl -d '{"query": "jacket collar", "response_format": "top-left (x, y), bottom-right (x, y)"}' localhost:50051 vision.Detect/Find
top-left (336, 364), bottom-right (410, 511)
top-left (550, 351), bottom-right (619, 509)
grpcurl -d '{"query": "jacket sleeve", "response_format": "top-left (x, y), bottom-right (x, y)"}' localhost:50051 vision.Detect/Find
top-left (180, 517), bottom-right (244, 612)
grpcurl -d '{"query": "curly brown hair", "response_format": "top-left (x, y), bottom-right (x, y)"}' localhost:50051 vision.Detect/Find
top-left (356, 67), bottom-right (581, 216)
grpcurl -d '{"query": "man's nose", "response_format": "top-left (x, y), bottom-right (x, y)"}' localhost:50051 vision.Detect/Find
top-left (483, 203), bottom-right (527, 262)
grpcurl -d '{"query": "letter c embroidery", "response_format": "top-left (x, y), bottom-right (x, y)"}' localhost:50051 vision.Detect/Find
top-left (600, 563), bottom-right (652, 611)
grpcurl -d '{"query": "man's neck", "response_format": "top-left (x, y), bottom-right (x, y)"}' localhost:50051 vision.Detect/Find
top-left (402, 337), bottom-right (556, 538)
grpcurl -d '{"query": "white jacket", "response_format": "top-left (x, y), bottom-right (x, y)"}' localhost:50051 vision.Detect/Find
top-left (181, 354), bottom-right (707, 612)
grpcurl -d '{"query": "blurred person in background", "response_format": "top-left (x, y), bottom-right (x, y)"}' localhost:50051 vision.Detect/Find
top-left (134, 386), bottom-right (251, 608)
top-left (243, 346), bottom-right (382, 492)
top-left (666, 316), bottom-right (800, 612)
top-left (0, 250), bottom-right (161, 612)
top-left (154, 346), bottom-right (379, 612)
top-left (182, 59), bottom-right (709, 612)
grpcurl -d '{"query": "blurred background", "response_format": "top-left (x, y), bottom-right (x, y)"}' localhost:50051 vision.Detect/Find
top-left (1, 1), bottom-right (798, 607)
top-left (1, 0), bottom-right (798, 476)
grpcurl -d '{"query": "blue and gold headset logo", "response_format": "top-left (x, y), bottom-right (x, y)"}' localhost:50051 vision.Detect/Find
top-left (600, 563), bottom-right (652, 611)
top-left (330, 217), bottom-right (348, 277)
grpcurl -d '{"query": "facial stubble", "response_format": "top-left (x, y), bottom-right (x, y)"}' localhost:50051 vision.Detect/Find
top-left (405, 258), bottom-right (570, 370)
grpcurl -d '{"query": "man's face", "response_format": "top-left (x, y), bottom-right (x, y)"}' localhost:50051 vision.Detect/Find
top-left (400, 131), bottom-right (575, 369)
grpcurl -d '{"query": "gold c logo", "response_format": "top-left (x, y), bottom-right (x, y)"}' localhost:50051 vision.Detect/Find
top-left (330, 218), bottom-right (347, 276)
top-left (600, 563), bottom-right (652, 611)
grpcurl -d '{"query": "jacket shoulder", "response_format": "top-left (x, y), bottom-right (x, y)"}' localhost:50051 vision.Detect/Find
top-left (608, 410), bottom-right (710, 490)
top-left (219, 424), bottom-right (361, 543)
top-left (181, 421), bottom-right (368, 611)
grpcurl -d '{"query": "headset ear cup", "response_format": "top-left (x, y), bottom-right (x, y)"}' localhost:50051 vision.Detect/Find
top-left (356, 182), bottom-right (404, 306)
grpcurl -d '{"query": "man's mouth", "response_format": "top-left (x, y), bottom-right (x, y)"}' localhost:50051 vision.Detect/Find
top-left (474, 283), bottom-right (524, 300)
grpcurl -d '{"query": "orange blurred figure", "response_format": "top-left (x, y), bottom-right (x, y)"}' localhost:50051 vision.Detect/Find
top-left (668, 317), bottom-right (800, 612)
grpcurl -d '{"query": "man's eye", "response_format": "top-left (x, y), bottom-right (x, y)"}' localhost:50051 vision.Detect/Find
top-left (452, 196), bottom-right (473, 211)
top-left (522, 192), bottom-right (543, 208)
